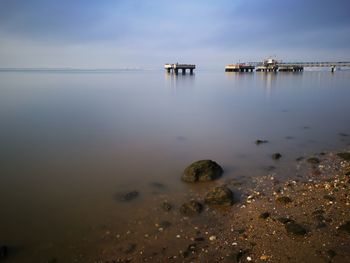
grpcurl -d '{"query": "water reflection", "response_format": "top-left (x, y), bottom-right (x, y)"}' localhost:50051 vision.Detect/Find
top-left (164, 72), bottom-right (195, 93)
top-left (257, 72), bottom-right (278, 96)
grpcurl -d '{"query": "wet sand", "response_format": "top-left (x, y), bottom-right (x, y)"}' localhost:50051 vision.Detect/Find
top-left (88, 150), bottom-right (350, 263)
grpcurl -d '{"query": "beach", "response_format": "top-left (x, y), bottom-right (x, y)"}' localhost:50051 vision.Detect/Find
top-left (99, 150), bottom-right (350, 263)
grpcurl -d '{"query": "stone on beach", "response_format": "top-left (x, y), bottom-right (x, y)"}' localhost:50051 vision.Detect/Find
top-left (337, 152), bottom-right (350, 161)
top-left (161, 201), bottom-right (173, 212)
top-left (339, 221), bottom-right (350, 234)
top-left (180, 200), bottom-right (203, 215)
top-left (272, 153), bottom-right (282, 160)
top-left (182, 160), bottom-right (223, 182)
top-left (307, 157), bottom-right (320, 164)
top-left (276, 196), bottom-right (293, 204)
top-left (204, 186), bottom-right (234, 206)
top-left (285, 222), bottom-right (308, 235)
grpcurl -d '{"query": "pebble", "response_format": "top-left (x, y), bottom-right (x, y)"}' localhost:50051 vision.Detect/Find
top-left (260, 255), bottom-right (270, 260)
top-left (209, 235), bottom-right (217, 241)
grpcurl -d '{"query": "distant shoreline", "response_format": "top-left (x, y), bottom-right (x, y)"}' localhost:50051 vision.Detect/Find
top-left (0, 68), bottom-right (149, 73)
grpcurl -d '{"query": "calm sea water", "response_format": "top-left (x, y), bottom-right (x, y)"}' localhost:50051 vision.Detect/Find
top-left (0, 70), bottom-right (350, 261)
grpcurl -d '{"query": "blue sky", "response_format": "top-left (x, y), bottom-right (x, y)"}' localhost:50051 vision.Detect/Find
top-left (0, 0), bottom-right (349, 69)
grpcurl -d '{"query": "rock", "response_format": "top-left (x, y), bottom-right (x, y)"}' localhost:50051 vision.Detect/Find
top-left (307, 157), bottom-right (320, 164)
top-left (277, 217), bottom-right (295, 224)
top-left (182, 160), bottom-right (223, 182)
top-left (182, 243), bottom-right (197, 258)
top-left (231, 249), bottom-right (249, 263)
top-left (161, 201), bottom-right (172, 212)
top-left (180, 200), bottom-right (203, 215)
top-left (209, 235), bottom-right (216, 241)
top-left (276, 196), bottom-right (293, 204)
top-left (312, 209), bottom-right (325, 215)
top-left (159, 221), bottom-right (171, 229)
top-left (0, 245), bottom-right (8, 259)
top-left (285, 222), bottom-right (307, 235)
top-left (327, 249), bottom-right (337, 259)
top-left (339, 221), bottom-right (350, 234)
top-left (296, 156), bottom-right (304, 162)
top-left (117, 191), bottom-right (139, 202)
top-left (204, 186), bottom-right (234, 206)
top-left (272, 153), bottom-right (282, 160)
top-left (323, 195), bottom-right (335, 201)
top-left (259, 212), bottom-right (270, 219)
top-left (123, 243), bottom-right (136, 254)
top-left (255, 139), bottom-right (268, 145)
top-left (337, 152), bottom-right (350, 161)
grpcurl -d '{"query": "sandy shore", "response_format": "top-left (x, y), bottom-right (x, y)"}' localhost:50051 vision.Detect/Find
top-left (94, 150), bottom-right (350, 263)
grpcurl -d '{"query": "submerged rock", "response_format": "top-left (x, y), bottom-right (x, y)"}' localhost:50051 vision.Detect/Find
top-left (117, 191), bottom-right (139, 202)
top-left (182, 160), bottom-right (223, 183)
top-left (285, 222), bottom-right (307, 235)
top-left (272, 153), bottom-right (282, 160)
top-left (307, 157), bottom-right (320, 164)
top-left (255, 139), bottom-right (268, 145)
top-left (205, 186), bottom-right (234, 206)
top-left (337, 152), bottom-right (350, 161)
top-left (180, 200), bottom-right (203, 215)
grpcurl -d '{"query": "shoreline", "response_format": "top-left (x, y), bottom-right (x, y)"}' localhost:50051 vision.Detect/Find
top-left (97, 150), bottom-right (350, 263)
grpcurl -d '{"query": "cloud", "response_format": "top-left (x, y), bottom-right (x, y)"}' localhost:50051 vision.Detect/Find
top-left (0, 0), bottom-right (349, 67)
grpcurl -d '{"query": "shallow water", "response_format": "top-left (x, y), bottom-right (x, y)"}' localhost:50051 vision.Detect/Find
top-left (0, 70), bottom-right (350, 261)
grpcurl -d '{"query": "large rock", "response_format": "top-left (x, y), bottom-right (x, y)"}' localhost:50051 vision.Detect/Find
top-left (204, 186), bottom-right (234, 206)
top-left (116, 191), bottom-right (139, 202)
top-left (182, 160), bottom-right (223, 183)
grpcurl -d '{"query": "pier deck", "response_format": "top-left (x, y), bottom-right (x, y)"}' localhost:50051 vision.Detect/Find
top-left (225, 64), bottom-right (255, 72)
top-left (165, 63), bottom-right (195, 74)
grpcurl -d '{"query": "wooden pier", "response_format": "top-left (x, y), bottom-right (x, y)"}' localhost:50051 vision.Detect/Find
top-left (278, 65), bottom-right (304, 72)
top-left (225, 64), bottom-right (255, 72)
top-left (165, 63), bottom-right (195, 75)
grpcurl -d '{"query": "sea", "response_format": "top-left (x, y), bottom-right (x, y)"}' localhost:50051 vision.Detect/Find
top-left (0, 69), bottom-right (350, 262)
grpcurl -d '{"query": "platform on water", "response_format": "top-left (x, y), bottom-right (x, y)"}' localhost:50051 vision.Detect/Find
top-left (165, 63), bottom-right (195, 74)
top-left (225, 64), bottom-right (255, 72)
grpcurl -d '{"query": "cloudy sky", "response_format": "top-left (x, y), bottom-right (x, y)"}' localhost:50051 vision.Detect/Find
top-left (0, 0), bottom-right (349, 69)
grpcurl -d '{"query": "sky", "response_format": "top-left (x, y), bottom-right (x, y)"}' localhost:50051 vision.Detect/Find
top-left (0, 0), bottom-right (349, 69)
